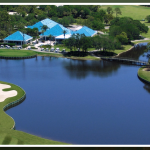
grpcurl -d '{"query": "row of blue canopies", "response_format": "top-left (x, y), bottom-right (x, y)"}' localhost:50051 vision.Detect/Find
top-left (3, 18), bottom-right (97, 45)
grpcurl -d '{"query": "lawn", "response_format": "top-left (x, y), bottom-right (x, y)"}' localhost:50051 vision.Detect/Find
top-left (132, 40), bottom-right (150, 44)
top-left (0, 44), bottom-right (135, 60)
top-left (53, 44), bottom-right (96, 52)
top-left (140, 22), bottom-right (150, 38)
top-left (0, 81), bottom-right (67, 145)
top-left (101, 5), bottom-right (150, 21)
top-left (0, 49), bottom-right (37, 57)
top-left (138, 67), bottom-right (150, 82)
top-left (113, 45), bottom-right (133, 55)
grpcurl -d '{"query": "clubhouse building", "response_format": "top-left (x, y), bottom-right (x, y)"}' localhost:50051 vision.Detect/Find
top-left (4, 18), bottom-right (97, 45)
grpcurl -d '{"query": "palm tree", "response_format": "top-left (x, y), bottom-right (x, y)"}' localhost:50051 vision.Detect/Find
top-left (48, 34), bottom-right (53, 46)
top-left (62, 30), bottom-right (67, 40)
top-left (34, 28), bottom-right (39, 43)
top-left (22, 29), bottom-right (26, 46)
top-left (41, 25), bottom-right (49, 32)
top-left (41, 25), bottom-right (49, 40)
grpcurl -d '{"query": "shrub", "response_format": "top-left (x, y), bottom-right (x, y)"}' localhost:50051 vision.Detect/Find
top-left (31, 47), bottom-right (37, 49)
top-left (0, 43), bottom-right (15, 47)
top-left (22, 44), bottom-right (28, 48)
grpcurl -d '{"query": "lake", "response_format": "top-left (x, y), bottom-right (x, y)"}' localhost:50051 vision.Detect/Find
top-left (1, 44), bottom-right (150, 144)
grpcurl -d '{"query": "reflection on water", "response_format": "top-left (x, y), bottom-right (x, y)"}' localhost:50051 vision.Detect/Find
top-left (117, 44), bottom-right (148, 61)
top-left (62, 59), bottom-right (120, 79)
top-left (143, 83), bottom-right (150, 93)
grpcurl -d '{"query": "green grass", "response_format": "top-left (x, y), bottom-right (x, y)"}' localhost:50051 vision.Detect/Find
top-left (0, 44), bottom-right (135, 60)
top-left (138, 67), bottom-right (150, 82)
top-left (0, 81), bottom-right (67, 145)
top-left (140, 20), bottom-right (150, 39)
top-left (53, 44), bottom-right (96, 52)
top-left (0, 49), bottom-right (37, 57)
top-left (66, 55), bottom-right (100, 60)
top-left (132, 40), bottom-right (150, 44)
top-left (101, 5), bottom-right (150, 21)
top-left (140, 21), bottom-right (150, 27)
top-left (40, 45), bottom-right (51, 49)
top-left (35, 51), bottom-right (63, 57)
top-left (113, 45), bottom-right (133, 55)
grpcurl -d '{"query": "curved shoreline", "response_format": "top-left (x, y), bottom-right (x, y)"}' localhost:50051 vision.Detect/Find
top-left (1, 81), bottom-right (26, 130)
top-left (3, 86), bottom-right (26, 130)
top-left (137, 67), bottom-right (150, 84)
top-left (113, 46), bottom-right (134, 58)
top-left (0, 81), bottom-right (67, 144)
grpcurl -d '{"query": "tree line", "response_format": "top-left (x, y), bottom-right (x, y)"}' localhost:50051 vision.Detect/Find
top-left (0, 5), bottom-right (120, 39)
top-left (64, 33), bottom-right (122, 53)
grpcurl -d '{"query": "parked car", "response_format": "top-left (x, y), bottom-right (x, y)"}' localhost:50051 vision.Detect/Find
top-left (5, 45), bottom-right (10, 49)
top-left (55, 47), bottom-right (60, 53)
top-left (41, 48), bottom-right (44, 51)
top-left (50, 48), bottom-right (55, 52)
top-left (12, 46), bottom-right (15, 49)
top-left (62, 49), bottom-right (66, 53)
top-left (1, 45), bottom-right (4, 48)
top-left (46, 48), bottom-right (49, 51)
top-left (18, 46), bottom-right (22, 50)
top-left (28, 46), bottom-right (31, 50)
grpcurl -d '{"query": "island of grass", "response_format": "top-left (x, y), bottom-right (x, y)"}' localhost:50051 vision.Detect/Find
top-left (0, 81), bottom-right (67, 145)
top-left (0, 49), bottom-right (37, 58)
top-left (138, 66), bottom-right (150, 83)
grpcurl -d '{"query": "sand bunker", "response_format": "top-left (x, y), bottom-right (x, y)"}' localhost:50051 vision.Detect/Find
top-left (0, 83), bottom-right (17, 102)
top-left (143, 68), bottom-right (150, 72)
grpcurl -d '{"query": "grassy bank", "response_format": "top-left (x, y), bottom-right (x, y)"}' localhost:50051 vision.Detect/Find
top-left (138, 67), bottom-right (150, 82)
top-left (0, 45), bottom-right (134, 60)
top-left (0, 81), bottom-right (67, 145)
top-left (132, 40), bottom-right (150, 44)
top-left (0, 49), bottom-right (37, 57)
top-left (0, 44), bottom-right (137, 60)
top-left (113, 45), bottom-right (133, 55)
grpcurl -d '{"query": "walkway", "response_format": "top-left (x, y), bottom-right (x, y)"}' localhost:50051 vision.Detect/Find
top-left (101, 57), bottom-right (148, 66)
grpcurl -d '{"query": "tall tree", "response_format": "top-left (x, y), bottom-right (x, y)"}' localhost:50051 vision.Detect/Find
top-left (104, 14), bottom-right (114, 25)
top-left (114, 8), bottom-right (122, 17)
top-left (41, 25), bottom-right (49, 32)
top-left (107, 7), bottom-right (113, 15)
top-left (33, 28), bottom-right (39, 43)
top-left (62, 30), bottom-right (67, 40)
top-left (41, 25), bottom-right (49, 40)
top-left (21, 29), bottom-right (27, 45)
top-left (48, 34), bottom-right (53, 46)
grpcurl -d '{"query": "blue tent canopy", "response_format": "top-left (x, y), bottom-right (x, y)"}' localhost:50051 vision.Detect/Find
top-left (27, 18), bottom-right (58, 32)
top-left (40, 24), bottom-right (72, 37)
top-left (72, 26), bottom-right (97, 37)
top-left (4, 31), bottom-right (32, 41)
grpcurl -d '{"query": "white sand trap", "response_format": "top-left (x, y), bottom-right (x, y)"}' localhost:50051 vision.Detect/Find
top-left (0, 83), bottom-right (17, 102)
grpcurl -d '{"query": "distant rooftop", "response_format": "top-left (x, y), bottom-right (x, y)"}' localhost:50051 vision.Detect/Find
top-left (8, 12), bottom-right (18, 15)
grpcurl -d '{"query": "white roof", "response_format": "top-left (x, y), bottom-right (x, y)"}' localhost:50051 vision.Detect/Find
top-left (55, 34), bottom-right (72, 39)
top-left (8, 12), bottom-right (18, 15)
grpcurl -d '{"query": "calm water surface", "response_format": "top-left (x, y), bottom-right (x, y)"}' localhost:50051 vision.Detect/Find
top-left (1, 45), bottom-right (150, 144)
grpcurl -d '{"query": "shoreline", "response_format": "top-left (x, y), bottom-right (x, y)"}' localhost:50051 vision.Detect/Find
top-left (0, 81), bottom-right (67, 145)
top-left (138, 67), bottom-right (150, 84)
top-left (0, 40), bottom-right (148, 61)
